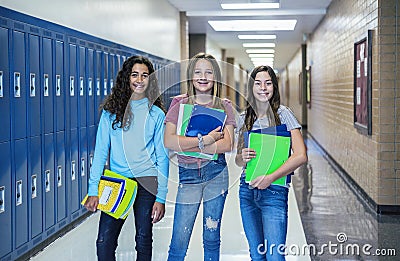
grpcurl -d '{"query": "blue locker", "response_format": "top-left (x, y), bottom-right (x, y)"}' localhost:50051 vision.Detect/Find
top-left (103, 52), bottom-right (109, 98)
top-left (55, 40), bottom-right (65, 132)
top-left (14, 138), bottom-right (29, 248)
top-left (109, 53), bottom-right (115, 93)
top-left (78, 46), bottom-right (86, 128)
top-left (55, 131), bottom-right (66, 222)
top-left (87, 48), bottom-right (95, 126)
top-left (0, 142), bottom-right (12, 258)
top-left (115, 54), bottom-right (121, 75)
top-left (12, 30), bottom-right (27, 140)
top-left (69, 129), bottom-right (79, 214)
top-left (69, 44), bottom-right (78, 129)
top-left (43, 133), bottom-right (55, 229)
top-left (0, 27), bottom-right (10, 143)
top-left (79, 127), bottom-right (88, 204)
top-left (94, 50), bottom-right (102, 124)
top-left (29, 136), bottom-right (42, 239)
top-left (43, 38), bottom-right (54, 134)
top-left (88, 125), bottom-right (97, 192)
top-left (28, 34), bottom-right (41, 137)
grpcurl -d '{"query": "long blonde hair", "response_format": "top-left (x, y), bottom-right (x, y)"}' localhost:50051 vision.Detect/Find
top-left (185, 53), bottom-right (224, 110)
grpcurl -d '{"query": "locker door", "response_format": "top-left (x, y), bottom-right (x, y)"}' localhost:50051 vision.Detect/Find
top-left (29, 136), bottom-right (42, 238)
top-left (43, 133), bottom-right (55, 229)
top-left (0, 27), bottom-right (10, 143)
top-left (14, 138), bottom-right (28, 248)
top-left (70, 129), bottom-right (79, 214)
top-left (55, 40), bottom-right (65, 132)
top-left (87, 48), bottom-right (94, 126)
top-left (43, 38), bottom-right (54, 134)
top-left (12, 30), bottom-right (27, 139)
top-left (28, 34), bottom-right (41, 137)
top-left (109, 53), bottom-right (115, 93)
top-left (69, 44), bottom-right (78, 129)
top-left (79, 127), bottom-right (88, 203)
top-left (103, 52), bottom-right (109, 97)
top-left (78, 46), bottom-right (86, 128)
top-left (94, 50), bottom-right (102, 124)
top-left (0, 142), bottom-right (12, 258)
top-left (56, 131), bottom-right (66, 222)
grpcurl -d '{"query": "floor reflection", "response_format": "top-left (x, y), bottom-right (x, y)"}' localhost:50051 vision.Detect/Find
top-left (292, 132), bottom-right (400, 261)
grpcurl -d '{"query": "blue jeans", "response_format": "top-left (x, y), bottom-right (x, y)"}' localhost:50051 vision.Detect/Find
top-left (239, 176), bottom-right (288, 261)
top-left (168, 155), bottom-right (229, 261)
top-left (96, 180), bottom-right (156, 261)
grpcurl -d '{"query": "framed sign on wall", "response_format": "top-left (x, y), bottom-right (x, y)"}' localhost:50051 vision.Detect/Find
top-left (353, 30), bottom-right (372, 135)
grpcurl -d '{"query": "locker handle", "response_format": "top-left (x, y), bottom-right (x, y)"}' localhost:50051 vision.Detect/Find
top-left (14, 72), bottom-right (21, 98)
top-left (30, 73), bottom-right (36, 97)
top-left (57, 166), bottom-right (62, 187)
top-left (44, 74), bottom-right (49, 97)
top-left (79, 77), bottom-right (84, 96)
top-left (45, 170), bottom-right (51, 192)
top-left (32, 174), bottom-right (37, 199)
top-left (16, 180), bottom-right (22, 206)
top-left (70, 76), bottom-right (75, 96)
top-left (56, 75), bottom-right (61, 96)
top-left (0, 186), bottom-right (4, 213)
top-left (0, 71), bottom-right (3, 97)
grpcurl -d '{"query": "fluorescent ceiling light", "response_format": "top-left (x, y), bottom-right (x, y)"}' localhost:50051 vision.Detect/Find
top-left (251, 58), bottom-right (274, 62)
top-left (221, 3), bottom-right (279, 9)
top-left (249, 54), bottom-right (275, 58)
top-left (238, 34), bottom-right (276, 40)
top-left (243, 43), bottom-right (276, 48)
top-left (208, 20), bottom-right (297, 31)
top-left (246, 49), bottom-right (275, 54)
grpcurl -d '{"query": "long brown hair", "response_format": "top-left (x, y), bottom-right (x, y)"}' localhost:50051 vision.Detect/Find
top-left (101, 55), bottom-right (165, 130)
top-left (237, 65), bottom-right (281, 151)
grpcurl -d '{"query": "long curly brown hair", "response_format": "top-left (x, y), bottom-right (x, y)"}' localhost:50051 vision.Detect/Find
top-left (101, 55), bottom-right (166, 130)
top-left (237, 65), bottom-right (281, 151)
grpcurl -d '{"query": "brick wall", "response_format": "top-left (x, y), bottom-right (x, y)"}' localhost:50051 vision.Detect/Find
top-left (282, 0), bottom-right (399, 207)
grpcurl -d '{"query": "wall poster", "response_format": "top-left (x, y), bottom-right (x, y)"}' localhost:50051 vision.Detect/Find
top-left (353, 30), bottom-right (372, 135)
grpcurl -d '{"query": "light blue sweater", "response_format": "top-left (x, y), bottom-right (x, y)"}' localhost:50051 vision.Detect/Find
top-left (88, 98), bottom-right (169, 203)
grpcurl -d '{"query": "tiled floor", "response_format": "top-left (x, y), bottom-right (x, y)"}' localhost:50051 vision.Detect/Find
top-left (28, 133), bottom-right (400, 261)
top-left (29, 152), bottom-right (310, 261)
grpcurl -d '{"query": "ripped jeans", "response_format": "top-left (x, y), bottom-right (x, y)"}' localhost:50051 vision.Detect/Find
top-left (168, 155), bottom-right (229, 261)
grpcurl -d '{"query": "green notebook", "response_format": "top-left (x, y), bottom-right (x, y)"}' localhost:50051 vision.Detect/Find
top-left (245, 132), bottom-right (291, 185)
top-left (176, 103), bottom-right (218, 160)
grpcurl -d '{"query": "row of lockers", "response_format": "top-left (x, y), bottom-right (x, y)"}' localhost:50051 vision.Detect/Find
top-left (0, 6), bottom-right (180, 261)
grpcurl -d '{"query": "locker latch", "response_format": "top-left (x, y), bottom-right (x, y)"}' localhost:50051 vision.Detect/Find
top-left (104, 79), bottom-right (108, 95)
top-left (81, 158), bottom-right (85, 177)
top-left (0, 71), bottom-right (3, 98)
top-left (56, 75), bottom-right (61, 96)
top-left (30, 73), bottom-right (36, 97)
top-left (71, 160), bottom-right (76, 181)
top-left (110, 79), bottom-right (114, 93)
top-left (70, 76), bottom-right (75, 96)
top-left (57, 166), bottom-right (62, 187)
top-left (79, 77), bottom-right (84, 96)
top-left (88, 78), bottom-right (93, 96)
top-left (96, 78), bottom-right (100, 96)
top-left (45, 170), bottom-right (51, 192)
top-left (31, 175), bottom-right (37, 199)
top-left (14, 72), bottom-right (21, 97)
top-left (89, 154), bottom-right (93, 174)
top-left (44, 74), bottom-right (49, 97)
top-left (16, 180), bottom-right (22, 206)
top-left (0, 186), bottom-right (5, 213)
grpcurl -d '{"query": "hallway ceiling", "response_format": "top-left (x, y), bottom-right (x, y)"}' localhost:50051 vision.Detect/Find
top-left (167, 0), bottom-right (332, 73)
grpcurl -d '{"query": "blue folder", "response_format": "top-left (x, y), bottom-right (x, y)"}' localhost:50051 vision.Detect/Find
top-left (185, 104), bottom-right (227, 137)
top-left (243, 124), bottom-right (290, 147)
